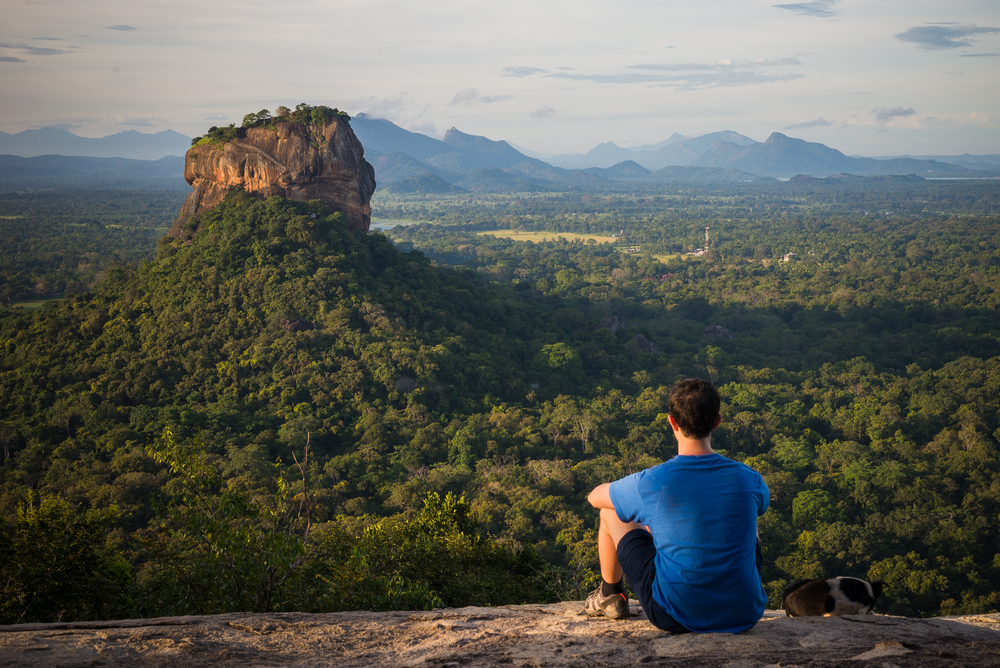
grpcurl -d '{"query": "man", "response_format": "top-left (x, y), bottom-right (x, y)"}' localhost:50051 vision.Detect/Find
top-left (585, 378), bottom-right (769, 633)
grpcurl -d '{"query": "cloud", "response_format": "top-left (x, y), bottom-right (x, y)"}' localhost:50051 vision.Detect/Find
top-left (548, 69), bottom-right (804, 90)
top-left (920, 112), bottom-right (995, 129)
top-left (589, 57), bottom-right (806, 89)
top-left (503, 66), bottom-right (546, 77)
top-left (108, 25), bottom-right (137, 31)
top-left (959, 52), bottom-right (1000, 57)
top-left (451, 88), bottom-right (479, 104)
top-left (0, 56), bottom-right (26, 63)
top-left (631, 58), bottom-right (802, 71)
top-left (784, 117), bottom-right (836, 129)
top-left (449, 88), bottom-right (510, 105)
top-left (0, 42), bottom-right (72, 56)
top-left (872, 106), bottom-right (916, 125)
top-left (350, 93), bottom-right (439, 137)
top-left (351, 93), bottom-right (412, 120)
top-left (773, 0), bottom-right (836, 18)
top-left (531, 106), bottom-right (556, 120)
top-left (39, 117), bottom-right (102, 131)
top-left (203, 114), bottom-right (228, 121)
top-left (895, 24), bottom-right (1000, 50)
top-left (115, 115), bottom-right (154, 126)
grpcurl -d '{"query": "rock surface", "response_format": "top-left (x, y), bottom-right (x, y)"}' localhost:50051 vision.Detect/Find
top-left (1, 603), bottom-right (998, 667)
top-left (169, 119), bottom-right (376, 238)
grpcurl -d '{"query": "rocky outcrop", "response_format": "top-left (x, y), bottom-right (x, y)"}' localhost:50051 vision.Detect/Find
top-left (169, 119), bottom-right (375, 237)
top-left (1, 604), bottom-right (998, 667)
top-left (704, 324), bottom-right (735, 340)
top-left (628, 334), bottom-right (659, 353)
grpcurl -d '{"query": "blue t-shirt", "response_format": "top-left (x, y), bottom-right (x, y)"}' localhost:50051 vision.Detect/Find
top-left (609, 453), bottom-right (769, 633)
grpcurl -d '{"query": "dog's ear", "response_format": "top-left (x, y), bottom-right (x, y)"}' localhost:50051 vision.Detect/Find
top-left (870, 581), bottom-right (886, 601)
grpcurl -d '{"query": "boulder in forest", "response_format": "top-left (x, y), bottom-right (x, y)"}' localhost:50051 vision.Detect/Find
top-left (597, 316), bottom-right (623, 333)
top-left (628, 334), bottom-right (659, 353)
top-left (704, 324), bottom-right (734, 340)
top-left (281, 318), bottom-right (314, 333)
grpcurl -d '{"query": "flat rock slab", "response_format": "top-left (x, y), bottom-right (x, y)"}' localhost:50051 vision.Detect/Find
top-left (1, 603), bottom-right (999, 667)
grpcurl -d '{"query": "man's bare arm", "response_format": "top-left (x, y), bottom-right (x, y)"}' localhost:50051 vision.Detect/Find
top-left (588, 483), bottom-right (614, 509)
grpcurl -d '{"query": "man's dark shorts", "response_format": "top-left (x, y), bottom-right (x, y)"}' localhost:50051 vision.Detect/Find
top-left (617, 529), bottom-right (764, 634)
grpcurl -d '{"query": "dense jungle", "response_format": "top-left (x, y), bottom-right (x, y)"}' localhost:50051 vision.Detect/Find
top-left (1, 176), bottom-right (999, 624)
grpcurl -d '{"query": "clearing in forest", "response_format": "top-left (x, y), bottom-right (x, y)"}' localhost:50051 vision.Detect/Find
top-left (478, 230), bottom-right (617, 243)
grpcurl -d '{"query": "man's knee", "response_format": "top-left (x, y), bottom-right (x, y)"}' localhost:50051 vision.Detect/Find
top-left (600, 507), bottom-right (645, 546)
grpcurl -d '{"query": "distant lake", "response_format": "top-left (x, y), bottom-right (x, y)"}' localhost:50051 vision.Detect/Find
top-left (370, 219), bottom-right (419, 231)
top-left (925, 177), bottom-right (1000, 181)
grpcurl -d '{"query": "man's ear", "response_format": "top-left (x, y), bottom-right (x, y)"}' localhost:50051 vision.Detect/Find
top-left (712, 414), bottom-right (722, 430)
top-left (668, 415), bottom-right (680, 431)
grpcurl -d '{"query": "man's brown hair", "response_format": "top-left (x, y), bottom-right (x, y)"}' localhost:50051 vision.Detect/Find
top-left (668, 378), bottom-right (720, 439)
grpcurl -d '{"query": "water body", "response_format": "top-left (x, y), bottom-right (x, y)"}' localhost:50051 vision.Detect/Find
top-left (370, 219), bottom-right (419, 231)
top-left (925, 177), bottom-right (1000, 181)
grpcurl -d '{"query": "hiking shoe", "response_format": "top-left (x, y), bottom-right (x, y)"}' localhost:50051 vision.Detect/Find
top-left (584, 587), bottom-right (630, 619)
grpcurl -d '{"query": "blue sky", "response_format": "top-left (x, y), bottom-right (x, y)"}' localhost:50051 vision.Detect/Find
top-left (1, 0), bottom-right (998, 156)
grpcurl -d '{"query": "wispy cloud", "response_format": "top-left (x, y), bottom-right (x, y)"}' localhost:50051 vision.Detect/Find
top-left (450, 88), bottom-right (510, 105)
top-left (774, 0), bottom-right (836, 18)
top-left (0, 42), bottom-right (72, 56)
top-left (873, 106), bottom-right (916, 125)
top-left (631, 58), bottom-right (802, 71)
top-left (203, 114), bottom-right (228, 121)
top-left (784, 117), bottom-right (837, 129)
top-left (47, 119), bottom-right (101, 131)
top-left (531, 106), bottom-right (556, 120)
top-left (0, 56), bottom-right (26, 63)
top-left (523, 57), bottom-right (805, 90)
top-left (503, 66), bottom-right (546, 77)
top-left (115, 115), bottom-right (154, 126)
top-left (351, 93), bottom-right (412, 121)
top-left (895, 24), bottom-right (1000, 50)
top-left (108, 25), bottom-right (137, 31)
top-left (959, 52), bottom-right (999, 57)
top-left (548, 69), bottom-right (803, 90)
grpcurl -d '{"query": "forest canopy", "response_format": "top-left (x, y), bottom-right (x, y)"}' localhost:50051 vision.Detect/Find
top-left (1, 178), bottom-right (999, 622)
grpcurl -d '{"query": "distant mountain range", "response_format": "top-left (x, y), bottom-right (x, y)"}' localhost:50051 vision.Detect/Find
top-left (0, 127), bottom-right (191, 160)
top-left (534, 131), bottom-right (759, 170)
top-left (350, 115), bottom-right (997, 190)
top-left (2, 119), bottom-right (998, 193)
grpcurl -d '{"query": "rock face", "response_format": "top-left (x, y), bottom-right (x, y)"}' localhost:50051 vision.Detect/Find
top-left (169, 119), bottom-right (376, 238)
top-left (1, 604), bottom-right (998, 667)
top-left (704, 324), bottom-right (735, 340)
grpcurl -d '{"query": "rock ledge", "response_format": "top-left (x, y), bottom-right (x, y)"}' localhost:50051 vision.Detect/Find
top-left (1, 602), bottom-right (998, 667)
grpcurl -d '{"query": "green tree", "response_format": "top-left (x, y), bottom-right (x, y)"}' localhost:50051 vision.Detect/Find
top-left (0, 494), bottom-right (133, 624)
top-left (138, 428), bottom-right (312, 615)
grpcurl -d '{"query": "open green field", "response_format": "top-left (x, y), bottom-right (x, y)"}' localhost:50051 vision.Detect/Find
top-left (478, 230), bottom-right (617, 243)
top-left (9, 297), bottom-right (65, 309)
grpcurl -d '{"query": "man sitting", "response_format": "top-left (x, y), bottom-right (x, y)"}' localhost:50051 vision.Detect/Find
top-left (585, 378), bottom-right (769, 633)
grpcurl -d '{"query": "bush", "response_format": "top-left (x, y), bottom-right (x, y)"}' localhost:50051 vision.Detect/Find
top-left (0, 494), bottom-right (134, 623)
top-left (299, 492), bottom-right (558, 611)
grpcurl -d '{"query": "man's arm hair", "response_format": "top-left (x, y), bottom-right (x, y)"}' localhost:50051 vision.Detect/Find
top-left (588, 483), bottom-right (615, 509)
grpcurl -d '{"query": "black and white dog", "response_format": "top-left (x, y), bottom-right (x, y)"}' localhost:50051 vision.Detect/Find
top-left (781, 577), bottom-right (886, 617)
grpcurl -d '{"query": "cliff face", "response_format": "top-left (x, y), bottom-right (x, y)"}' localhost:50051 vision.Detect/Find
top-left (169, 119), bottom-right (376, 237)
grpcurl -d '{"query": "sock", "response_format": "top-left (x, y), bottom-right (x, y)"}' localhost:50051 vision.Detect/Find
top-left (601, 578), bottom-right (625, 597)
